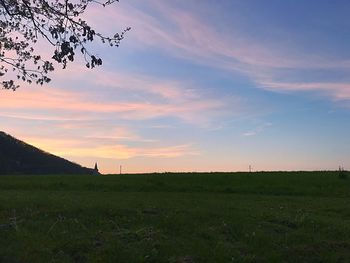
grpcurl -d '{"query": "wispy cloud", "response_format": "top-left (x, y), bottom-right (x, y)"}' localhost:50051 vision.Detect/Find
top-left (3, 1), bottom-right (349, 174)
top-left (259, 80), bottom-right (350, 101)
top-left (24, 135), bottom-right (197, 160)
top-left (100, 1), bottom-right (350, 104)
top-left (1, 67), bottom-right (223, 172)
top-left (243, 122), bottom-right (272, 137)
top-left (0, 80), bottom-right (225, 124)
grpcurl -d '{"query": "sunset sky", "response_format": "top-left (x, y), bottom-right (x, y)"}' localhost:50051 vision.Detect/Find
top-left (2, 0), bottom-right (350, 173)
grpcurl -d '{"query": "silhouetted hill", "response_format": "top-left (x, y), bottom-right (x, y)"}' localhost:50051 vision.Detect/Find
top-left (0, 131), bottom-right (94, 175)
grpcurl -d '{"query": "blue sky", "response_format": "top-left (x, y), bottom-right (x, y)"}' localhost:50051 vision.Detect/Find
top-left (1, 0), bottom-right (350, 173)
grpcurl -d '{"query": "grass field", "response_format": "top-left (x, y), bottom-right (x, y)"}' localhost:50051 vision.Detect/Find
top-left (0, 171), bottom-right (350, 262)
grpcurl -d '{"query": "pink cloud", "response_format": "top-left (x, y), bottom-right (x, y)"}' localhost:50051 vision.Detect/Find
top-left (79, 66), bottom-right (199, 101)
top-left (1, 43), bottom-right (239, 126)
top-left (102, 1), bottom-right (335, 70)
top-left (0, 84), bottom-right (223, 121)
top-left (91, 1), bottom-right (350, 103)
top-left (23, 135), bottom-right (197, 160)
top-left (260, 80), bottom-right (350, 101)
top-left (5, 1), bottom-right (350, 105)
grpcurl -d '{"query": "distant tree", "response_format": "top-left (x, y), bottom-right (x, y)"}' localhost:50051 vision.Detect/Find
top-left (0, 0), bottom-right (130, 90)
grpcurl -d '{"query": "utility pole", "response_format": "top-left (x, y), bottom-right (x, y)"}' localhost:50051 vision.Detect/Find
top-left (249, 165), bottom-right (252, 173)
top-left (120, 165), bottom-right (122, 175)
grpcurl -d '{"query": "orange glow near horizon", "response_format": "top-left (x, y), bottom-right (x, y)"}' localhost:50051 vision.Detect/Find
top-left (2, 0), bottom-right (350, 173)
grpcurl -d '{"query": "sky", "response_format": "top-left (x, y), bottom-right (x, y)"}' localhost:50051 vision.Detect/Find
top-left (1, 0), bottom-right (350, 173)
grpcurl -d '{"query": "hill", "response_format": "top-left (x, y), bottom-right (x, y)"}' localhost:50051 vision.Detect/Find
top-left (0, 131), bottom-right (94, 175)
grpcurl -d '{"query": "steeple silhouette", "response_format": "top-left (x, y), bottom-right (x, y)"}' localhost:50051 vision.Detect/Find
top-left (93, 162), bottom-right (100, 175)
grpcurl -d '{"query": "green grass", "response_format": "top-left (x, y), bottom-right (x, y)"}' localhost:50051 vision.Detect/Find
top-left (0, 171), bottom-right (350, 262)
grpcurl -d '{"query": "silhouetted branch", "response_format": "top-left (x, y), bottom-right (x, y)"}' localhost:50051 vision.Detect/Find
top-left (0, 0), bottom-right (130, 90)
